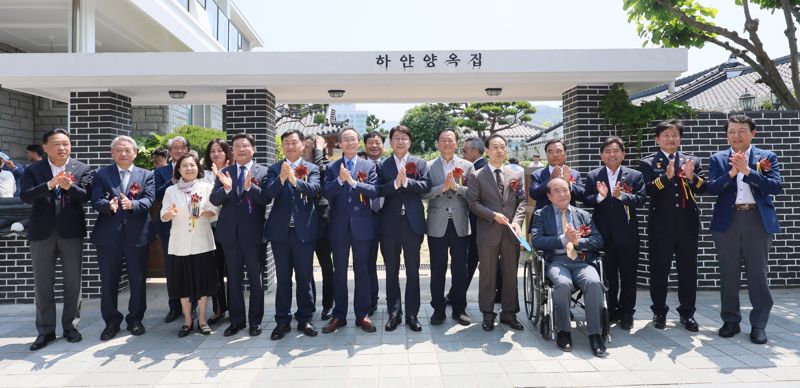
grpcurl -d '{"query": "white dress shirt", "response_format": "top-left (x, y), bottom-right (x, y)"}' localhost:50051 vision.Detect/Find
top-left (734, 146), bottom-right (757, 205)
top-left (597, 166), bottom-right (620, 203)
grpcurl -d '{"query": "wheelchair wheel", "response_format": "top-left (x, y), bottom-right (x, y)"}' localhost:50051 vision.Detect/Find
top-left (523, 260), bottom-right (541, 323)
top-left (539, 313), bottom-right (553, 340)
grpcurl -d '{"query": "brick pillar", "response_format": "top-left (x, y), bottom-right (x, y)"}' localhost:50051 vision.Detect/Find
top-left (562, 85), bottom-right (612, 173)
top-left (225, 88), bottom-right (277, 292)
top-left (70, 91), bottom-right (132, 299)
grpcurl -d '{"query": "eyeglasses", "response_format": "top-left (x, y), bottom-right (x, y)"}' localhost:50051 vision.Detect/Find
top-left (392, 137), bottom-right (410, 143)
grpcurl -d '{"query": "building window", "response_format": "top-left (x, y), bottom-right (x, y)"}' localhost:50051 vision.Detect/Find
top-left (176, 0), bottom-right (190, 11)
top-left (229, 24), bottom-right (239, 52)
top-left (195, 0), bottom-right (205, 9)
top-left (206, 0), bottom-right (218, 43)
top-left (217, 9), bottom-right (229, 50)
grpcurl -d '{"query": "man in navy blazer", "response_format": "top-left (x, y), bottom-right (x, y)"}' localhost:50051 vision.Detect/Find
top-left (364, 130), bottom-right (386, 316)
top-left (378, 125), bottom-right (431, 332)
top-left (90, 135), bottom-right (155, 341)
top-left (263, 130), bottom-right (320, 340)
top-left (322, 127), bottom-right (379, 333)
top-left (153, 136), bottom-right (190, 323)
top-left (21, 128), bottom-right (92, 350)
top-left (210, 133), bottom-right (269, 337)
top-left (583, 136), bottom-right (645, 330)
top-left (528, 139), bottom-right (585, 211)
top-left (706, 115), bottom-right (782, 344)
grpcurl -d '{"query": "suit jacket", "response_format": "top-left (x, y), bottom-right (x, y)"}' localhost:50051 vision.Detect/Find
top-left (706, 146), bottom-right (782, 234)
top-left (377, 154), bottom-right (431, 236)
top-left (20, 158), bottom-right (92, 241)
top-left (263, 159), bottom-right (320, 244)
top-left (639, 151), bottom-right (706, 233)
top-left (422, 156), bottom-right (473, 238)
top-left (209, 162), bottom-right (269, 246)
top-left (159, 180), bottom-right (217, 255)
top-left (582, 165), bottom-right (646, 247)
top-left (531, 204), bottom-right (603, 262)
top-left (322, 156), bottom-right (378, 241)
top-left (90, 164), bottom-right (155, 247)
top-left (528, 166), bottom-right (585, 210)
top-left (154, 163), bottom-right (175, 238)
top-left (466, 163), bottom-right (527, 246)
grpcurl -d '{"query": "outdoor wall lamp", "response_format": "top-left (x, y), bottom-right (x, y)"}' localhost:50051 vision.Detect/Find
top-left (169, 90), bottom-right (187, 99)
top-left (328, 89), bottom-right (345, 98)
top-left (485, 88), bottom-right (502, 96)
top-left (739, 89), bottom-right (755, 111)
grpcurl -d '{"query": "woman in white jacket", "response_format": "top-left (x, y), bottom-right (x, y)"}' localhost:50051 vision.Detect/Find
top-left (161, 153), bottom-right (218, 336)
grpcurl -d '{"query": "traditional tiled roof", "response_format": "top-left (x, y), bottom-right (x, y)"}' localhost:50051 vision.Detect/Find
top-left (490, 122), bottom-right (545, 141)
top-left (525, 121), bottom-right (563, 143)
top-left (276, 115), bottom-right (347, 137)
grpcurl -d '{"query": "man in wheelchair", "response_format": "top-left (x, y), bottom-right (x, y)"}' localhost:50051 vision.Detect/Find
top-left (531, 177), bottom-right (607, 357)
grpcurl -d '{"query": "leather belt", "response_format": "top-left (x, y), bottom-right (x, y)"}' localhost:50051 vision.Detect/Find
top-left (735, 204), bottom-right (756, 211)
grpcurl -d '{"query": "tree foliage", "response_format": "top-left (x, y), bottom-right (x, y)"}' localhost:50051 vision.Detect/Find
top-left (365, 114), bottom-right (386, 132)
top-left (133, 125), bottom-right (227, 169)
top-left (399, 103), bottom-right (456, 154)
top-left (448, 102), bottom-right (536, 139)
top-left (275, 104), bottom-right (328, 125)
top-left (624, 0), bottom-right (800, 109)
top-left (600, 84), bottom-right (696, 158)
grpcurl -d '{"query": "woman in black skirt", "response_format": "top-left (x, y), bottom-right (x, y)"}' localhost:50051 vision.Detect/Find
top-left (202, 139), bottom-right (233, 325)
top-left (161, 154), bottom-right (219, 336)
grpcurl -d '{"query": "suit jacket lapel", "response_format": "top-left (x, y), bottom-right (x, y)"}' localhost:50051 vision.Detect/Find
top-left (502, 166), bottom-right (513, 202)
top-left (749, 147), bottom-right (759, 171)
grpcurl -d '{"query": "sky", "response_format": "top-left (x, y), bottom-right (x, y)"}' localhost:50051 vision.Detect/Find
top-left (237, 0), bottom-right (790, 121)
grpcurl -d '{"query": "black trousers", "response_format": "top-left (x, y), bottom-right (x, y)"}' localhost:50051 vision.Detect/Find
top-left (224, 242), bottom-right (266, 327)
top-left (311, 236), bottom-right (334, 311)
top-left (382, 215), bottom-right (423, 318)
top-left (603, 235), bottom-right (639, 317)
top-left (428, 220), bottom-right (468, 313)
top-left (211, 240), bottom-right (229, 316)
top-left (97, 232), bottom-right (148, 328)
top-left (649, 225), bottom-right (697, 317)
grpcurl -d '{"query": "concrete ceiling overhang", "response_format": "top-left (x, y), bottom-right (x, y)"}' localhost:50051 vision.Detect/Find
top-left (0, 49), bottom-right (688, 105)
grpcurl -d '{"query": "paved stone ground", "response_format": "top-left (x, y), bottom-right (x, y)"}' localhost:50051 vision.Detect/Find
top-left (1, 269), bottom-right (800, 388)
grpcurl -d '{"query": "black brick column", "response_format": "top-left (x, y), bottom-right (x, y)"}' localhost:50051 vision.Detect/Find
top-left (225, 88), bottom-right (277, 292)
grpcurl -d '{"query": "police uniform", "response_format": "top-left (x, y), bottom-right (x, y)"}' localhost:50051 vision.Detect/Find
top-left (639, 150), bottom-right (706, 323)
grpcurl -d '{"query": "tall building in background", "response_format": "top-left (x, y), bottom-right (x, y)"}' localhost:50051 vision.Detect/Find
top-left (329, 104), bottom-right (368, 134)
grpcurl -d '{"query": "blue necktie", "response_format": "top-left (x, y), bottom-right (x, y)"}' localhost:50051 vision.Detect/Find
top-left (237, 165), bottom-right (246, 196)
top-left (346, 159), bottom-right (354, 176)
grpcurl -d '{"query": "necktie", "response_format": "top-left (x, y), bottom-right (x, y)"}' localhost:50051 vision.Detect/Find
top-left (237, 165), bottom-right (246, 196)
top-left (120, 170), bottom-right (130, 193)
top-left (562, 208), bottom-right (578, 260)
top-left (346, 159), bottom-right (354, 176)
top-left (495, 169), bottom-right (504, 197)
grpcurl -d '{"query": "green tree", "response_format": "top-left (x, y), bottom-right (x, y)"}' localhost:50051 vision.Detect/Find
top-left (399, 103), bottom-right (456, 154)
top-left (133, 125), bottom-right (227, 169)
top-left (275, 104), bottom-right (329, 125)
top-left (448, 102), bottom-right (536, 139)
top-left (624, 0), bottom-right (800, 109)
top-left (365, 114), bottom-right (386, 132)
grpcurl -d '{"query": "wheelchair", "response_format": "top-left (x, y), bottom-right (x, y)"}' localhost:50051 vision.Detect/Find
top-left (522, 250), bottom-right (611, 343)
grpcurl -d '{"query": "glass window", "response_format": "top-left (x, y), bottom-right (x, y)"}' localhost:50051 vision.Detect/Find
top-left (207, 1), bottom-right (218, 42)
top-left (229, 24), bottom-right (239, 52)
top-left (177, 0), bottom-right (190, 11)
top-left (195, 0), bottom-right (206, 9)
top-left (217, 9), bottom-right (229, 50)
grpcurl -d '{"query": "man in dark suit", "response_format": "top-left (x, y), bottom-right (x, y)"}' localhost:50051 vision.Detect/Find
top-left (263, 130), bottom-right (319, 340)
top-left (454, 137), bottom-right (487, 302)
top-left (364, 130), bottom-right (385, 316)
top-left (528, 139), bottom-right (585, 211)
top-left (210, 133), bottom-right (269, 337)
top-left (639, 120), bottom-right (706, 332)
top-left (90, 135), bottom-right (155, 341)
top-left (20, 128), bottom-right (92, 351)
top-left (531, 177), bottom-right (606, 357)
top-left (583, 136), bottom-right (645, 330)
top-left (322, 127), bottom-right (379, 333)
top-left (378, 125), bottom-right (431, 332)
top-left (707, 115), bottom-right (782, 344)
top-left (466, 134), bottom-right (527, 332)
top-left (304, 135), bottom-right (334, 320)
top-left (154, 136), bottom-right (190, 323)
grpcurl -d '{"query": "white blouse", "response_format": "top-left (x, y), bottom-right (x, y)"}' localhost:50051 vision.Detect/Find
top-left (160, 180), bottom-right (217, 256)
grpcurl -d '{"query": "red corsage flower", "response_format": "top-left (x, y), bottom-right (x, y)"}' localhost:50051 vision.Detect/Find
top-left (191, 193), bottom-right (202, 203)
top-left (619, 182), bottom-right (633, 194)
top-left (128, 182), bottom-right (141, 201)
top-left (453, 167), bottom-right (465, 184)
top-left (757, 157), bottom-right (772, 173)
top-left (250, 177), bottom-right (259, 187)
top-left (509, 178), bottom-right (521, 192)
top-left (294, 164), bottom-right (309, 180)
top-left (357, 171), bottom-right (368, 182)
top-left (404, 162), bottom-right (418, 177)
top-left (578, 224), bottom-right (591, 238)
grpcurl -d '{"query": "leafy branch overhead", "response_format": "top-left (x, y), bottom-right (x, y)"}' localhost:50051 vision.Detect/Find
top-left (448, 102), bottom-right (536, 138)
top-left (624, 0), bottom-right (800, 109)
top-left (600, 84), bottom-right (695, 155)
top-left (275, 104), bottom-right (328, 125)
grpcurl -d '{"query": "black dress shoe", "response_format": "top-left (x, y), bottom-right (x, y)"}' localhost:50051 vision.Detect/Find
top-left (680, 316), bottom-right (699, 332)
top-left (452, 311), bottom-right (471, 326)
top-left (207, 312), bottom-right (225, 325)
top-left (223, 323), bottom-right (246, 337)
top-left (384, 315), bottom-right (401, 332)
top-left (270, 324), bottom-right (291, 340)
top-left (321, 308), bottom-right (333, 321)
top-left (652, 313), bottom-right (666, 330)
top-left (63, 329), bottom-right (82, 343)
top-left (127, 322), bottom-right (146, 336)
top-left (249, 325), bottom-right (262, 336)
top-left (481, 319), bottom-right (495, 331)
top-left (406, 316), bottom-right (423, 332)
top-left (589, 334), bottom-right (607, 358)
top-left (750, 328), bottom-right (768, 344)
top-left (500, 317), bottom-right (524, 331)
top-left (718, 322), bottom-right (741, 338)
top-left (30, 333), bottom-right (56, 351)
top-left (178, 323), bottom-right (193, 338)
top-left (164, 310), bottom-right (181, 323)
top-left (100, 326), bottom-right (120, 341)
top-left (556, 331), bottom-right (572, 352)
top-left (430, 309), bottom-right (446, 325)
top-left (620, 315), bottom-right (634, 330)
top-left (297, 322), bottom-right (318, 337)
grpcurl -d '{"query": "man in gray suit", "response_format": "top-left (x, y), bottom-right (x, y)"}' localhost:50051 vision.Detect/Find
top-left (423, 128), bottom-right (474, 326)
top-left (466, 134), bottom-right (527, 331)
top-left (531, 177), bottom-right (607, 357)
